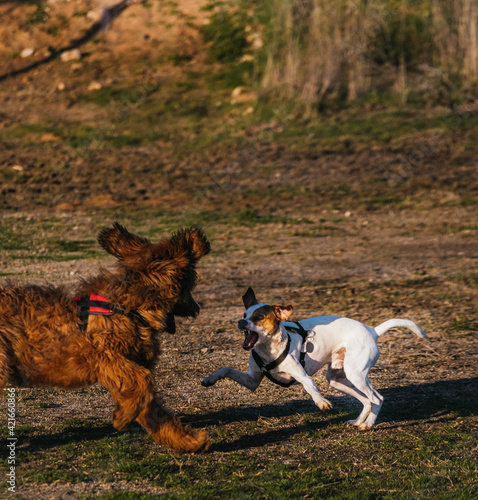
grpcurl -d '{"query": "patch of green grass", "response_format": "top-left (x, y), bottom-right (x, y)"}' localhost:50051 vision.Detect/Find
top-left (77, 83), bottom-right (159, 107)
top-left (1, 399), bottom-right (476, 498)
top-left (400, 275), bottom-right (438, 287)
top-left (201, 2), bottom-right (250, 63)
top-left (256, 105), bottom-right (478, 151)
top-left (96, 494), bottom-right (157, 500)
top-left (0, 219), bottom-right (100, 261)
top-left (128, 208), bottom-right (303, 234)
top-left (168, 53), bottom-right (194, 65)
top-left (53, 240), bottom-right (96, 253)
top-left (205, 60), bottom-right (255, 89)
top-left (0, 223), bottom-right (25, 250)
top-left (235, 208), bottom-right (286, 226)
top-left (361, 194), bottom-right (406, 210)
top-left (8, 123), bottom-right (61, 139)
top-left (454, 272), bottom-right (478, 287)
top-left (459, 194), bottom-right (478, 207)
top-left (450, 317), bottom-right (478, 332)
top-left (28, 468), bottom-right (88, 485)
top-left (25, 0), bottom-right (48, 26)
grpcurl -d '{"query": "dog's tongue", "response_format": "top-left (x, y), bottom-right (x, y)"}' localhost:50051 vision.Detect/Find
top-left (242, 330), bottom-right (258, 350)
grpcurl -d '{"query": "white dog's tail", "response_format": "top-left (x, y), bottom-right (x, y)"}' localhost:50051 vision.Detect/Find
top-left (374, 319), bottom-right (426, 338)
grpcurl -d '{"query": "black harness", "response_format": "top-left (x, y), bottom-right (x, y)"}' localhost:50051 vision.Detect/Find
top-left (74, 294), bottom-right (150, 331)
top-left (251, 322), bottom-right (309, 388)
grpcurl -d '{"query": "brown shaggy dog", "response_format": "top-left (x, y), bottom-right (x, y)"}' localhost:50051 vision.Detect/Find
top-left (0, 223), bottom-right (211, 453)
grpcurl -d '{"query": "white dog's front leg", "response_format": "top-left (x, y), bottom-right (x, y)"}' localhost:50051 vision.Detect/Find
top-left (293, 371), bottom-right (333, 411)
top-left (202, 367), bottom-right (264, 392)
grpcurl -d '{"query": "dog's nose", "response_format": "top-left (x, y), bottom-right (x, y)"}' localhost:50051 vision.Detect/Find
top-left (238, 319), bottom-right (248, 330)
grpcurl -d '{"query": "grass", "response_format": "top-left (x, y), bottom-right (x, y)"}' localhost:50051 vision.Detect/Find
top-left (0, 219), bottom-right (99, 261)
top-left (6, 61), bottom-right (478, 161)
top-left (260, 0), bottom-right (478, 107)
top-left (1, 416), bottom-right (476, 498)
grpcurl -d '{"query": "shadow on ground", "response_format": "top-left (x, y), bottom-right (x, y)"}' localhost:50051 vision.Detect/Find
top-left (15, 377), bottom-right (477, 454)
top-left (193, 377), bottom-right (478, 452)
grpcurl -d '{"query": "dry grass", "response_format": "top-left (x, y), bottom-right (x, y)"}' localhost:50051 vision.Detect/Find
top-left (433, 0), bottom-right (478, 83)
top-left (262, 0), bottom-right (386, 104)
top-left (262, 0), bottom-right (478, 106)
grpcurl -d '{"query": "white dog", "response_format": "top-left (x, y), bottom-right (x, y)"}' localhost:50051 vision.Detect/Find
top-left (202, 287), bottom-right (426, 430)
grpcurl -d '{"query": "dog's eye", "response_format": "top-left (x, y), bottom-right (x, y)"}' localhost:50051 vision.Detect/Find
top-left (256, 315), bottom-right (264, 321)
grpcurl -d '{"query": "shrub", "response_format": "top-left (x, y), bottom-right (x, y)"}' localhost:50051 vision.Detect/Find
top-left (201, 2), bottom-right (250, 63)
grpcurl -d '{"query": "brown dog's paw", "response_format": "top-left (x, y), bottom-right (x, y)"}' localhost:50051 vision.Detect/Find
top-left (112, 404), bottom-right (143, 431)
top-left (113, 410), bottom-right (130, 431)
top-left (175, 429), bottom-right (211, 454)
top-left (158, 418), bottom-right (211, 454)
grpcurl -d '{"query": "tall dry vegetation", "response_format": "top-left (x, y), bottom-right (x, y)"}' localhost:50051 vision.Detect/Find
top-left (261, 0), bottom-right (478, 106)
top-left (433, 0), bottom-right (478, 83)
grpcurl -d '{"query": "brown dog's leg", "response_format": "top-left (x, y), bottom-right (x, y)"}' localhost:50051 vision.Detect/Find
top-left (136, 396), bottom-right (210, 454)
top-left (96, 357), bottom-right (154, 431)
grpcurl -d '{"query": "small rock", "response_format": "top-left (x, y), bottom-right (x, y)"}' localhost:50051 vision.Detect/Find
top-left (231, 86), bottom-right (258, 104)
top-left (57, 82), bottom-right (65, 91)
top-left (20, 48), bottom-right (35, 58)
top-left (88, 81), bottom-right (102, 91)
top-left (56, 203), bottom-right (76, 211)
top-left (60, 49), bottom-right (81, 62)
top-left (41, 133), bottom-right (60, 142)
top-left (240, 54), bottom-right (254, 63)
top-left (12, 165), bottom-right (23, 172)
top-left (87, 9), bottom-right (100, 22)
top-left (83, 194), bottom-right (120, 209)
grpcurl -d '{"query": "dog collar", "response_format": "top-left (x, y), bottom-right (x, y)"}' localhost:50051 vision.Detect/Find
top-left (251, 322), bottom-right (309, 388)
top-left (74, 294), bottom-right (150, 331)
top-left (252, 334), bottom-right (291, 373)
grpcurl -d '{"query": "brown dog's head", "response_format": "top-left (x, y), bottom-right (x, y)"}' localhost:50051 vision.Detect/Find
top-left (238, 287), bottom-right (293, 350)
top-left (96, 223), bottom-right (210, 333)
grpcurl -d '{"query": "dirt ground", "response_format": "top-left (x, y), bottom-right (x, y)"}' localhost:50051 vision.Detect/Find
top-left (1, 207), bottom-right (477, 497)
top-left (0, 1), bottom-right (477, 498)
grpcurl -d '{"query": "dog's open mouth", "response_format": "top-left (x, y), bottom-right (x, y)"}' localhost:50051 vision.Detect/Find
top-left (242, 329), bottom-right (259, 350)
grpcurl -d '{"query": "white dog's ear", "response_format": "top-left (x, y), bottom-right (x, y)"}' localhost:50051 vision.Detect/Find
top-left (274, 305), bottom-right (293, 321)
top-left (242, 287), bottom-right (258, 309)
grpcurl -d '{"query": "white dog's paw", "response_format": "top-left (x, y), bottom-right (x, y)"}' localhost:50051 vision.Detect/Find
top-left (345, 420), bottom-right (372, 431)
top-left (357, 423), bottom-right (371, 431)
top-left (201, 376), bottom-right (215, 387)
top-left (316, 398), bottom-right (333, 411)
top-left (345, 418), bottom-right (365, 427)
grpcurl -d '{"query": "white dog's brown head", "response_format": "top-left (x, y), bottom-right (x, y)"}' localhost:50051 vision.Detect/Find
top-left (237, 287), bottom-right (293, 350)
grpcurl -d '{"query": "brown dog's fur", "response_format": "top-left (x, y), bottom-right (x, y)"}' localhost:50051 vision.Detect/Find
top-left (0, 223), bottom-right (211, 453)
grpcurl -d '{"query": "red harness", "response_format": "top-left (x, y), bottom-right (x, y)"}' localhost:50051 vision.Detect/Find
top-left (73, 294), bottom-right (149, 331)
top-left (74, 294), bottom-right (115, 316)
